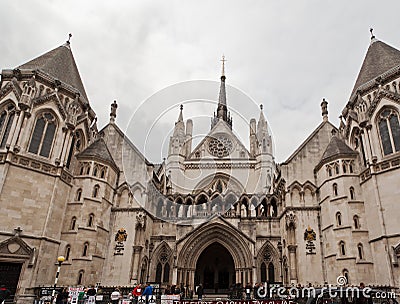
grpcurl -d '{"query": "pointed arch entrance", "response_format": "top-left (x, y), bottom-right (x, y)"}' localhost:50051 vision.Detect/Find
top-left (195, 242), bottom-right (235, 292)
top-left (176, 221), bottom-right (254, 291)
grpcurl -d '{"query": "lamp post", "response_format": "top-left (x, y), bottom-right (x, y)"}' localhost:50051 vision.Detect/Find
top-left (51, 256), bottom-right (65, 303)
top-left (277, 241), bottom-right (283, 284)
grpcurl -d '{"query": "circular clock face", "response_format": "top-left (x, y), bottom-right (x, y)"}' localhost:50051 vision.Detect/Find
top-left (208, 135), bottom-right (234, 158)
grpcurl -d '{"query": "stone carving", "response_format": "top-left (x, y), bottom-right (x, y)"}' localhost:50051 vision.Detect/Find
top-left (304, 226), bottom-right (316, 255)
top-left (285, 211), bottom-right (296, 229)
top-left (136, 212), bottom-right (147, 230)
top-left (114, 228), bottom-right (127, 256)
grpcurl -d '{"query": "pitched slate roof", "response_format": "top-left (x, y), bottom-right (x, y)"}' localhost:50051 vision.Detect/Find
top-left (350, 39), bottom-right (400, 98)
top-left (18, 42), bottom-right (88, 100)
top-left (77, 138), bottom-right (117, 168)
top-left (319, 136), bottom-right (357, 164)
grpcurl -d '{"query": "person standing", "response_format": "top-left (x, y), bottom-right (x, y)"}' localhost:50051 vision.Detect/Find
top-left (86, 287), bottom-right (96, 304)
top-left (141, 284), bottom-right (153, 304)
top-left (196, 284), bottom-right (203, 302)
top-left (110, 288), bottom-right (121, 304)
top-left (132, 284), bottom-right (142, 304)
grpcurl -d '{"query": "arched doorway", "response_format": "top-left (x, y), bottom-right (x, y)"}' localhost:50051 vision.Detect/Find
top-left (195, 242), bottom-right (235, 293)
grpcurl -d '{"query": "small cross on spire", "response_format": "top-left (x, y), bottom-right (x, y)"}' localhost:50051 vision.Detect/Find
top-left (221, 55), bottom-right (227, 77)
top-left (260, 104), bottom-right (263, 111)
top-left (67, 33), bottom-right (72, 44)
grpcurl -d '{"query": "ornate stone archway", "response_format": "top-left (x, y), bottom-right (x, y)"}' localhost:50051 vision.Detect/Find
top-left (176, 220), bottom-right (254, 288)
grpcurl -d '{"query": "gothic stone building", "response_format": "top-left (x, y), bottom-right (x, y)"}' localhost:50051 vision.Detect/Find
top-left (0, 35), bottom-right (400, 303)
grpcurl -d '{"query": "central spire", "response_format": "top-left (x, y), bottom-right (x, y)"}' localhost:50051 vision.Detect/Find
top-left (212, 55), bottom-right (232, 129)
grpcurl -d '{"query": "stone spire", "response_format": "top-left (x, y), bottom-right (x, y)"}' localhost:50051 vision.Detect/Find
top-left (211, 55), bottom-right (232, 129)
top-left (173, 105), bottom-right (185, 137)
top-left (257, 104), bottom-right (272, 154)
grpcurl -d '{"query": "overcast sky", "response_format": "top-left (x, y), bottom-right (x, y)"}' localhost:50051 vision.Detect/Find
top-left (1, 1), bottom-right (400, 163)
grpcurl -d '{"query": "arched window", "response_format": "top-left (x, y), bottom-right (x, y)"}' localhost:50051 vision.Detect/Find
top-left (342, 163), bottom-right (347, 173)
top-left (328, 167), bottom-right (332, 177)
top-left (349, 187), bottom-right (355, 200)
top-left (65, 245), bottom-right (71, 261)
top-left (88, 213), bottom-right (94, 227)
top-left (333, 183), bottom-right (338, 196)
top-left (0, 104), bottom-right (16, 148)
top-left (353, 215), bottom-right (360, 229)
top-left (378, 108), bottom-right (400, 155)
top-left (155, 262), bottom-right (162, 282)
top-left (343, 269), bottom-right (350, 284)
top-left (82, 242), bottom-right (89, 256)
top-left (349, 162), bottom-right (354, 173)
top-left (76, 189), bottom-right (82, 201)
top-left (93, 185), bottom-right (100, 198)
top-left (93, 165), bottom-right (98, 177)
top-left (28, 112), bottom-right (57, 157)
top-left (335, 164), bottom-right (340, 175)
top-left (268, 262), bottom-right (275, 283)
top-left (260, 262), bottom-right (267, 282)
top-left (70, 217), bottom-right (77, 230)
top-left (100, 168), bottom-right (106, 179)
top-left (163, 262), bottom-right (170, 283)
top-left (357, 243), bottom-right (364, 260)
top-left (336, 212), bottom-right (342, 226)
top-left (77, 270), bottom-right (84, 285)
top-left (270, 199), bottom-right (278, 217)
top-left (339, 241), bottom-right (346, 256)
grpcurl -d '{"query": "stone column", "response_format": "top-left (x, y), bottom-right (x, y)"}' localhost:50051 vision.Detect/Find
top-left (131, 246), bottom-right (142, 283)
top-left (10, 110), bottom-right (24, 150)
top-left (288, 245), bottom-right (298, 282)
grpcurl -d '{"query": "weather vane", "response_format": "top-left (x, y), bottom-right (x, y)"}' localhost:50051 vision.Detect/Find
top-left (221, 55), bottom-right (227, 76)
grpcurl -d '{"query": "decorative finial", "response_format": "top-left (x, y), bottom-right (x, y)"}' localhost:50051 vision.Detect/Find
top-left (110, 100), bottom-right (118, 123)
top-left (370, 28), bottom-right (375, 40)
top-left (260, 104), bottom-right (263, 111)
top-left (221, 55), bottom-right (227, 78)
top-left (321, 98), bottom-right (328, 122)
top-left (180, 104), bottom-right (183, 111)
top-left (67, 33), bottom-right (72, 44)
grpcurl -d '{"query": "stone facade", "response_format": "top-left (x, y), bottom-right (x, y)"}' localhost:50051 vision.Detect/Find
top-left (0, 35), bottom-right (400, 304)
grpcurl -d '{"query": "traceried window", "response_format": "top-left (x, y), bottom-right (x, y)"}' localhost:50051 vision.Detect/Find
top-left (28, 112), bottom-right (57, 157)
top-left (378, 108), bottom-right (400, 155)
top-left (0, 104), bottom-right (16, 148)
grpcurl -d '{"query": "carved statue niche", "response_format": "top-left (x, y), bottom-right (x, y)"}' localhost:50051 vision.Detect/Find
top-left (136, 212), bottom-right (147, 230)
top-left (65, 96), bottom-right (80, 129)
